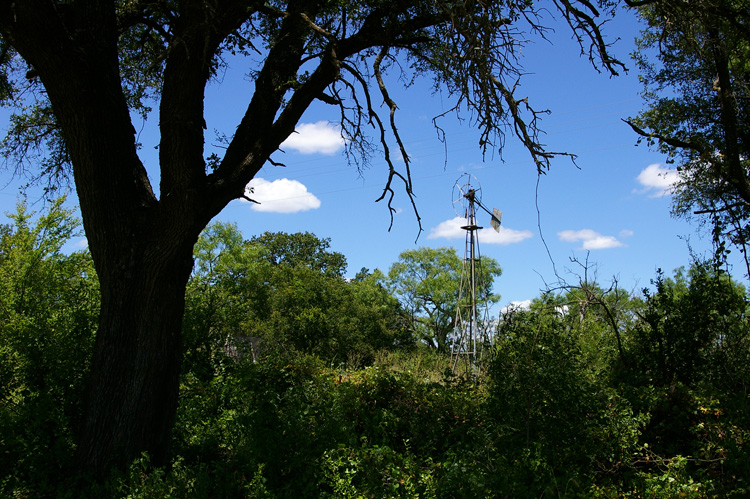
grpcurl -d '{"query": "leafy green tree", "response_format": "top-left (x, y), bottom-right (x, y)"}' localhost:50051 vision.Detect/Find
top-left (246, 240), bottom-right (411, 364)
top-left (249, 231), bottom-right (347, 278)
top-left (0, 198), bottom-right (99, 491)
top-left (185, 227), bottom-right (410, 368)
top-left (626, 0), bottom-right (750, 269)
top-left (255, 266), bottom-right (367, 363)
top-left (182, 221), bottom-right (271, 377)
top-left (351, 268), bottom-right (414, 351)
top-left (388, 247), bottom-right (501, 352)
top-left (0, 0), bottom-right (624, 474)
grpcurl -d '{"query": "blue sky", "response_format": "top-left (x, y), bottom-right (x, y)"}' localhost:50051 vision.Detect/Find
top-left (0, 6), bottom-right (743, 312)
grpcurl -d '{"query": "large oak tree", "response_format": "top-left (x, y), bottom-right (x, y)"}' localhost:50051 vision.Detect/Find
top-left (0, 0), bottom-right (622, 477)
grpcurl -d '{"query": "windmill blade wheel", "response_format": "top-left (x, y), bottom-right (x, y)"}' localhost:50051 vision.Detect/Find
top-left (452, 173), bottom-right (482, 217)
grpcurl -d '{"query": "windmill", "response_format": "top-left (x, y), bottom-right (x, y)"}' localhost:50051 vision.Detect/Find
top-left (450, 173), bottom-right (502, 373)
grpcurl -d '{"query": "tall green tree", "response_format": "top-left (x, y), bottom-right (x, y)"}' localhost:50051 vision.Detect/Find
top-left (626, 0), bottom-right (750, 270)
top-left (0, 0), bottom-right (624, 475)
top-left (256, 264), bottom-right (408, 364)
top-left (388, 246), bottom-right (501, 352)
top-left (185, 226), bottom-right (411, 369)
top-left (249, 231), bottom-right (347, 277)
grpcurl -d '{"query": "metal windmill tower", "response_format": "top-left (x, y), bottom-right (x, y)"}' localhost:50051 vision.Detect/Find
top-left (450, 174), bottom-right (502, 374)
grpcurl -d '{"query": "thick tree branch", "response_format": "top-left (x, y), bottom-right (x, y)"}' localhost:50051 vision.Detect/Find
top-left (623, 118), bottom-right (706, 153)
top-left (159, 0), bottom-right (259, 213)
top-left (210, 6), bottom-right (322, 206)
top-left (211, 5), bottom-right (439, 229)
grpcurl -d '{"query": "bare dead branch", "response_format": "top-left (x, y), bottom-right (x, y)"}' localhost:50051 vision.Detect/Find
top-left (494, 76), bottom-right (576, 173)
top-left (339, 59), bottom-right (423, 237)
top-left (554, 0), bottom-right (626, 76)
top-left (267, 157), bottom-right (286, 168)
top-left (373, 46), bottom-right (413, 192)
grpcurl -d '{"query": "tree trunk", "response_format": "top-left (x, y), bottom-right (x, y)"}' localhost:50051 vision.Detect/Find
top-left (0, 2), bottom-right (255, 477)
top-left (75, 233), bottom-right (196, 477)
top-left (0, 2), bottom-right (215, 477)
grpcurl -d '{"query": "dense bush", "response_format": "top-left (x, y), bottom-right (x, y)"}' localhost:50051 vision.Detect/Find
top-left (170, 350), bottom-right (492, 498)
top-left (619, 262), bottom-right (750, 494)
top-left (487, 305), bottom-right (645, 497)
top-left (0, 198), bottom-right (99, 495)
top-left (626, 262), bottom-right (749, 389)
top-left (1, 202), bottom-right (748, 498)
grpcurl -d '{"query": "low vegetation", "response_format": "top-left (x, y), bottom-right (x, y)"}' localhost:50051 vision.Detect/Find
top-left (1, 204), bottom-right (748, 497)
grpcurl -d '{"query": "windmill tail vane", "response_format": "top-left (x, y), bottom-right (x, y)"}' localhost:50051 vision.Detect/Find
top-left (490, 208), bottom-right (502, 232)
top-left (471, 194), bottom-right (502, 233)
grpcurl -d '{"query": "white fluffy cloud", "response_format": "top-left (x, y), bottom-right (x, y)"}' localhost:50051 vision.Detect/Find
top-left (428, 217), bottom-right (533, 245)
top-left (636, 163), bottom-right (680, 197)
top-left (281, 121), bottom-right (345, 155)
top-left (500, 300), bottom-right (532, 314)
top-left (245, 178), bottom-right (321, 213)
top-left (558, 229), bottom-right (624, 250)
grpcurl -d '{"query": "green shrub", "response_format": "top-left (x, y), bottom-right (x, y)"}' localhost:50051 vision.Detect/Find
top-left (320, 441), bottom-right (438, 498)
top-left (0, 198), bottom-right (99, 497)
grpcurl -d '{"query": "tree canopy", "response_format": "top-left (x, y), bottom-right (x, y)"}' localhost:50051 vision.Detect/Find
top-left (185, 224), bottom-right (412, 372)
top-left (249, 231), bottom-right (347, 277)
top-left (0, 0), bottom-right (624, 221)
top-left (627, 0), bottom-right (750, 272)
